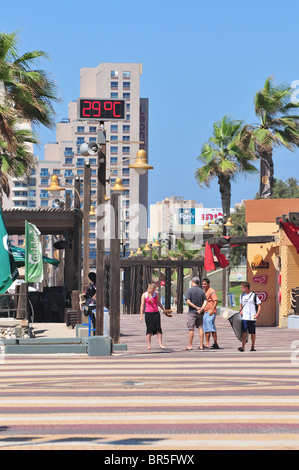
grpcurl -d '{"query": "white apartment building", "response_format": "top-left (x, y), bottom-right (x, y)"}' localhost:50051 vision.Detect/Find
top-left (150, 196), bottom-right (225, 249)
top-left (4, 63), bottom-right (150, 256)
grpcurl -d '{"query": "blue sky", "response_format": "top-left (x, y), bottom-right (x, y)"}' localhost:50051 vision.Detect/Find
top-left (2, 0), bottom-right (299, 208)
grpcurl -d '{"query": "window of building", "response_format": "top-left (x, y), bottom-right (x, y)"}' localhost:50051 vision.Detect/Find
top-left (111, 135), bottom-right (118, 141)
top-left (110, 125), bottom-right (118, 133)
top-left (122, 168), bottom-right (130, 176)
top-left (123, 125), bottom-right (130, 133)
top-left (111, 70), bottom-right (118, 78)
top-left (110, 146), bottom-right (118, 154)
top-left (65, 158), bottom-right (73, 165)
top-left (64, 147), bottom-right (74, 156)
top-left (123, 93), bottom-right (130, 100)
top-left (29, 178), bottom-right (36, 187)
top-left (123, 135), bottom-right (130, 142)
top-left (76, 158), bottom-right (85, 167)
top-left (89, 137), bottom-right (96, 142)
top-left (123, 82), bottom-right (130, 90)
top-left (122, 146), bottom-right (130, 154)
top-left (77, 126), bottom-right (85, 133)
top-left (110, 157), bottom-right (118, 165)
top-left (28, 190), bottom-right (36, 197)
top-left (40, 168), bottom-right (49, 177)
top-left (28, 200), bottom-right (36, 208)
top-left (123, 71), bottom-right (131, 79)
top-left (111, 81), bottom-right (118, 89)
top-left (122, 179), bottom-right (130, 185)
top-left (77, 170), bottom-right (84, 176)
top-left (40, 190), bottom-right (49, 198)
top-left (53, 169), bottom-right (61, 175)
top-left (111, 92), bottom-right (118, 99)
top-left (89, 126), bottom-right (96, 133)
top-left (41, 200), bottom-right (48, 207)
top-left (89, 158), bottom-right (97, 165)
top-left (64, 170), bottom-right (73, 177)
top-left (41, 178), bottom-right (49, 186)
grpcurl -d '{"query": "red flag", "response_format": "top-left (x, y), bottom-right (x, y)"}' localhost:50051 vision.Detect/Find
top-left (204, 242), bottom-right (215, 271)
top-left (280, 221), bottom-right (299, 254)
top-left (211, 244), bottom-right (230, 268)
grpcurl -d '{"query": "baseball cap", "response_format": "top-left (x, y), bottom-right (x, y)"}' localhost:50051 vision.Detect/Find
top-left (192, 277), bottom-right (200, 284)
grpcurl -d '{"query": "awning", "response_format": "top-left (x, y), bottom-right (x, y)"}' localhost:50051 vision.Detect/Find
top-left (11, 245), bottom-right (60, 268)
top-left (280, 220), bottom-right (299, 254)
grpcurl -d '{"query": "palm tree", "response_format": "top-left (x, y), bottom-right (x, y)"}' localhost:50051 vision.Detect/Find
top-left (195, 115), bottom-right (258, 225)
top-left (240, 77), bottom-right (299, 197)
top-left (0, 31), bottom-right (60, 202)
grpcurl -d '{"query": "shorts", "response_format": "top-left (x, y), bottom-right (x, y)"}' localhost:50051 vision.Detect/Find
top-left (241, 320), bottom-right (256, 335)
top-left (203, 312), bottom-right (216, 333)
top-left (187, 312), bottom-right (204, 330)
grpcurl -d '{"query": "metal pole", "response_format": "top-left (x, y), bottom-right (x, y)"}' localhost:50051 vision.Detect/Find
top-left (96, 131), bottom-right (106, 336)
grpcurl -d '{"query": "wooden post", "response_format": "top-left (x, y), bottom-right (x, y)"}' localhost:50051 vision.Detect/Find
top-left (83, 162), bottom-right (91, 291)
top-left (110, 193), bottom-right (120, 343)
top-left (73, 177), bottom-right (82, 292)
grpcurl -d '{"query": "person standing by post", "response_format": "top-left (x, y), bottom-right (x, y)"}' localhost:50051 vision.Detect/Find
top-left (239, 281), bottom-right (261, 352)
top-left (202, 277), bottom-right (220, 349)
top-left (184, 277), bottom-right (207, 350)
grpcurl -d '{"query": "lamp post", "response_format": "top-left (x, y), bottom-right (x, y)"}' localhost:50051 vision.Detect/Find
top-left (45, 174), bottom-right (83, 293)
top-left (80, 132), bottom-right (153, 341)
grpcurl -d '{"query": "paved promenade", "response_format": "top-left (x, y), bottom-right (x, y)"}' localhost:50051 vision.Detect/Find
top-left (1, 313), bottom-right (299, 450)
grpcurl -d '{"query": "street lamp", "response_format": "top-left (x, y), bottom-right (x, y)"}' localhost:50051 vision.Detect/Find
top-left (80, 130), bottom-right (153, 340)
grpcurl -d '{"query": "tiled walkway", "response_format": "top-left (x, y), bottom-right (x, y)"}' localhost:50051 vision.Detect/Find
top-left (1, 313), bottom-right (299, 450)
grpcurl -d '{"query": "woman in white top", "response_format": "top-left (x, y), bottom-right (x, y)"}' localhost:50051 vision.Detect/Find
top-left (239, 281), bottom-right (261, 352)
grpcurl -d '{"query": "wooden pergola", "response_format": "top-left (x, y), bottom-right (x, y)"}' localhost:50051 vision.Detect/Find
top-left (3, 208), bottom-right (83, 293)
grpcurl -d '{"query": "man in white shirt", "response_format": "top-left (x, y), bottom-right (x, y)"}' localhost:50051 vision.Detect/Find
top-left (239, 281), bottom-right (261, 352)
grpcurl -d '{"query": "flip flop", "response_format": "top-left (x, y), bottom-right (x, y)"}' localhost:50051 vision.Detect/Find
top-left (163, 309), bottom-right (173, 317)
top-left (183, 347), bottom-right (193, 351)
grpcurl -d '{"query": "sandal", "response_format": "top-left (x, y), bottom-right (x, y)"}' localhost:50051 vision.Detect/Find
top-left (163, 309), bottom-right (173, 317)
top-left (183, 347), bottom-right (193, 351)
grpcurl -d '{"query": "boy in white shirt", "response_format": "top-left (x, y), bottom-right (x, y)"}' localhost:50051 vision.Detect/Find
top-left (239, 281), bottom-right (261, 352)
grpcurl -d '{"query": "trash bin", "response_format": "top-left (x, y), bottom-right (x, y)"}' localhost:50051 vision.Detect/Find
top-left (227, 293), bottom-right (236, 307)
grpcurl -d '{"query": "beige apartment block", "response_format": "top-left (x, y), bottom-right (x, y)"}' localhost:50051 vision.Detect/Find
top-left (3, 63), bottom-right (150, 256)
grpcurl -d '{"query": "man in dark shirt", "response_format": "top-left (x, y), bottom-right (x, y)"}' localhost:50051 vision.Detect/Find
top-left (184, 277), bottom-right (207, 350)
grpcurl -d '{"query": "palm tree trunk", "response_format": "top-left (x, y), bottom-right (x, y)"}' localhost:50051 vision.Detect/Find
top-left (259, 148), bottom-right (274, 198)
top-left (218, 174), bottom-right (231, 231)
top-left (218, 174), bottom-right (231, 308)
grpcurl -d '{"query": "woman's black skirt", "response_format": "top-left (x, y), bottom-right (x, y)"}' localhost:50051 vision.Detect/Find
top-left (145, 311), bottom-right (162, 336)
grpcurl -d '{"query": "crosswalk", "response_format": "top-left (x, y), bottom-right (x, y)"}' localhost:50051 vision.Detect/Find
top-left (0, 315), bottom-right (299, 450)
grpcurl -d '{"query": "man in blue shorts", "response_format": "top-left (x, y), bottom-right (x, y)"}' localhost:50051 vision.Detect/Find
top-left (239, 281), bottom-right (261, 352)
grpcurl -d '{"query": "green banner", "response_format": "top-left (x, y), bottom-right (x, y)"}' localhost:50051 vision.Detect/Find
top-left (0, 209), bottom-right (18, 293)
top-left (25, 221), bottom-right (44, 283)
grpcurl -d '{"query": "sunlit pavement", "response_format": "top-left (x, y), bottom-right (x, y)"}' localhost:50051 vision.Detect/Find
top-left (1, 313), bottom-right (299, 450)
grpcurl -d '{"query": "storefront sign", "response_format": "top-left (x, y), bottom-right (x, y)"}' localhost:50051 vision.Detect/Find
top-left (251, 254), bottom-right (269, 269)
top-left (256, 291), bottom-right (268, 302)
top-left (253, 275), bottom-right (268, 284)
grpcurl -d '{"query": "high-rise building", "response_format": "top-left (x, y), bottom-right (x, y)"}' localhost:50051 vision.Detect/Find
top-left (4, 63), bottom-right (150, 257)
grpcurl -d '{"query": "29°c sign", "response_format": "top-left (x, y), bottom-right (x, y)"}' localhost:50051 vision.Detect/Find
top-left (77, 98), bottom-right (126, 121)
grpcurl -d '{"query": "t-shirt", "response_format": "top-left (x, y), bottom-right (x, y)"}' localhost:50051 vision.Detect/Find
top-left (240, 292), bottom-right (261, 321)
top-left (185, 286), bottom-right (207, 314)
top-left (204, 287), bottom-right (218, 314)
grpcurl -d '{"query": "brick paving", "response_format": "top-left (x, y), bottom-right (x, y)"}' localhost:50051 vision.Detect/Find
top-left (1, 313), bottom-right (299, 450)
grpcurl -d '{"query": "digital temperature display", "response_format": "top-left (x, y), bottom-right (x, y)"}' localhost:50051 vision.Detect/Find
top-left (78, 98), bottom-right (125, 120)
